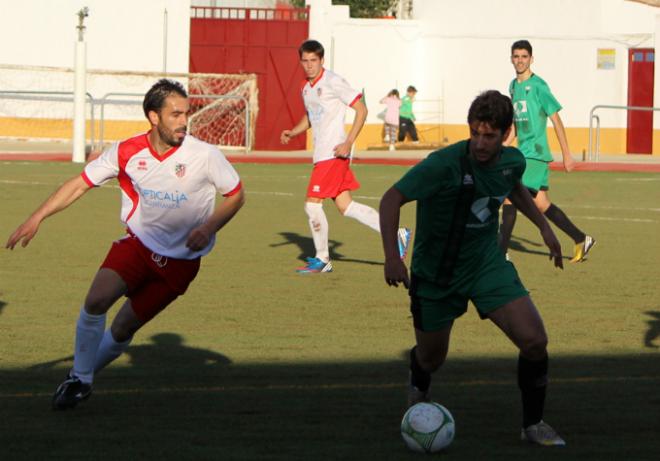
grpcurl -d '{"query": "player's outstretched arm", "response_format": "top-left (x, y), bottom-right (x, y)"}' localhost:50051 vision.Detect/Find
top-left (379, 186), bottom-right (411, 288)
top-left (185, 188), bottom-right (246, 252)
top-left (280, 115), bottom-right (310, 145)
top-left (549, 112), bottom-right (574, 172)
top-left (334, 98), bottom-right (367, 158)
top-left (5, 175), bottom-right (92, 250)
top-left (508, 181), bottom-right (563, 269)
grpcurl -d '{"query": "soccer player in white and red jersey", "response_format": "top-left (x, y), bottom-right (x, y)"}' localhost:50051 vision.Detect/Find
top-left (6, 79), bottom-right (245, 409)
top-left (281, 39), bottom-right (411, 273)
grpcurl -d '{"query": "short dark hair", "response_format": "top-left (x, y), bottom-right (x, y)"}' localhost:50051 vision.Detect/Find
top-left (298, 40), bottom-right (324, 59)
top-left (467, 90), bottom-right (513, 132)
top-left (407, 85), bottom-right (417, 93)
top-left (511, 40), bottom-right (532, 56)
top-left (143, 79), bottom-right (188, 118)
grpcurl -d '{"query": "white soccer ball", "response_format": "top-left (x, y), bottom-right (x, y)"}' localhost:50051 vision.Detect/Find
top-left (401, 402), bottom-right (455, 453)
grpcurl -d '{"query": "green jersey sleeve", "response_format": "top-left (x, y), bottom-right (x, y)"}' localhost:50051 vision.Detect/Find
top-left (536, 78), bottom-right (562, 117)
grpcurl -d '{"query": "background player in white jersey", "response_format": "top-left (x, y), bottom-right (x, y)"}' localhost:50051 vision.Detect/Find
top-left (280, 39), bottom-right (411, 273)
top-left (6, 79), bottom-right (245, 410)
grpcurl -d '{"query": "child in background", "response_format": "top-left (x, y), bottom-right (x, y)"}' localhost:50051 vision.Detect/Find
top-left (380, 89), bottom-right (401, 151)
top-left (398, 85), bottom-right (419, 143)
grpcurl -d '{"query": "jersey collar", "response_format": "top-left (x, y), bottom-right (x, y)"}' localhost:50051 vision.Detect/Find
top-left (308, 67), bottom-right (325, 88)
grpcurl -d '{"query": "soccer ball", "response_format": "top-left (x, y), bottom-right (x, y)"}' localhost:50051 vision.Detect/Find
top-left (401, 402), bottom-right (455, 453)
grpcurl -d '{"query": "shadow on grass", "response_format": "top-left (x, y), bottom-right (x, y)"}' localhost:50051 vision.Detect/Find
top-left (0, 300), bottom-right (6, 316)
top-left (28, 333), bottom-right (232, 372)
top-left (644, 310), bottom-right (660, 349)
top-left (509, 237), bottom-right (572, 261)
top-left (2, 342), bottom-right (659, 461)
top-left (270, 232), bottom-right (383, 266)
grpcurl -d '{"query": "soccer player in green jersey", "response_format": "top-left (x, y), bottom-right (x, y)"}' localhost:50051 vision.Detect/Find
top-left (380, 90), bottom-right (566, 446)
top-left (500, 40), bottom-right (595, 263)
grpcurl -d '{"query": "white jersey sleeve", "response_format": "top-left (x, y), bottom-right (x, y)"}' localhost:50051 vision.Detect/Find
top-left (328, 73), bottom-right (362, 108)
top-left (83, 143), bottom-right (120, 186)
top-left (207, 147), bottom-right (241, 195)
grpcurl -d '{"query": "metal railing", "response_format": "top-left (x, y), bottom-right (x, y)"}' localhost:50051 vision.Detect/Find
top-left (588, 104), bottom-right (660, 161)
top-left (191, 6), bottom-right (309, 21)
top-left (0, 91), bottom-right (251, 154)
top-left (0, 90), bottom-right (96, 147)
top-left (96, 92), bottom-right (143, 152)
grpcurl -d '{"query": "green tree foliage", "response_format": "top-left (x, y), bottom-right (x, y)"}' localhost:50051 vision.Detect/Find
top-left (332, 0), bottom-right (398, 18)
top-left (286, 1), bottom-right (398, 18)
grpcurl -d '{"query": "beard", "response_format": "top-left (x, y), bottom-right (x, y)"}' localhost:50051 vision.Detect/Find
top-left (157, 124), bottom-right (186, 147)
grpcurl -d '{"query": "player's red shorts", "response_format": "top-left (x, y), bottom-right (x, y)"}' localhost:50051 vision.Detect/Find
top-left (100, 234), bottom-right (200, 323)
top-left (306, 158), bottom-right (360, 199)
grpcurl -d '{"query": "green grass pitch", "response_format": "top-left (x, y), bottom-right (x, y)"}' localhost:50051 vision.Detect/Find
top-left (1, 160), bottom-right (659, 460)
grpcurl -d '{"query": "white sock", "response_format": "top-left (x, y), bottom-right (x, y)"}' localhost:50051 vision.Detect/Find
top-left (304, 202), bottom-right (329, 262)
top-left (343, 201), bottom-right (381, 232)
top-left (94, 329), bottom-right (132, 374)
top-left (72, 307), bottom-right (106, 384)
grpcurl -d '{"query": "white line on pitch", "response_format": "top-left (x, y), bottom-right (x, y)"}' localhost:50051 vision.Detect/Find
top-left (0, 179), bottom-right (65, 186)
top-left (579, 215), bottom-right (657, 223)
top-left (2, 180), bottom-right (659, 220)
top-left (0, 180), bottom-right (300, 197)
top-left (615, 177), bottom-right (660, 182)
top-left (569, 204), bottom-right (660, 213)
top-left (248, 191), bottom-right (295, 196)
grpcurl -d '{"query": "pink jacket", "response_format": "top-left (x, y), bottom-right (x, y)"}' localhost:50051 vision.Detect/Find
top-left (380, 96), bottom-right (401, 125)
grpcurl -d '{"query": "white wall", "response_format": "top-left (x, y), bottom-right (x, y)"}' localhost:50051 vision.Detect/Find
top-left (412, 0), bottom-right (655, 128)
top-left (656, 14), bottom-right (660, 133)
top-left (307, 0), bottom-right (657, 130)
top-left (330, 19), bottom-right (422, 113)
top-left (0, 0), bottom-right (190, 74)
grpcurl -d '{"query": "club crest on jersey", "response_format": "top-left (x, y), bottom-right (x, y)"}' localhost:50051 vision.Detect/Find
top-left (317, 87), bottom-right (322, 96)
top-left (174, 163), bottom-right (186, 178)
top-left (137, 160), bottom-right (148, 171)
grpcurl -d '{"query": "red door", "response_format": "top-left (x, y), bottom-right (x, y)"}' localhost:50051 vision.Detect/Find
top-left (189, 6), bottom-right (309, 150)
top-left (626, 48), bottom-right (654, 154)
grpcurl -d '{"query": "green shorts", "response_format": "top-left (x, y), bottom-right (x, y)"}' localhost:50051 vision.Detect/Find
top-left (409, 255), bottom-right (529, 332)
top-left (522, 158), bottom-right (550, 193)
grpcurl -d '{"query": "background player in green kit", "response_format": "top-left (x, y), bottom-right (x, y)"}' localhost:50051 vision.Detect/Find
top-left (500, 40), bottom-right (595, 263)
top-left (380, 90), bottom-right (566, 446)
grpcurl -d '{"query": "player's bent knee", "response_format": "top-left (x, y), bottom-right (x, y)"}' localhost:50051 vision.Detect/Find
top-left (110, 315), bottom-right (142, 343)
top-left (519, 334), bottom-right (548, 360)
top-left (416, 347), bottom-right (448, 372)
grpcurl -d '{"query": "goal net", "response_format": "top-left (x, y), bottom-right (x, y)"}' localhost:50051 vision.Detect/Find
top-left (188, 73), bottom-right (258, 150)
top-left (0, 64), bottom-right (259, 152)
